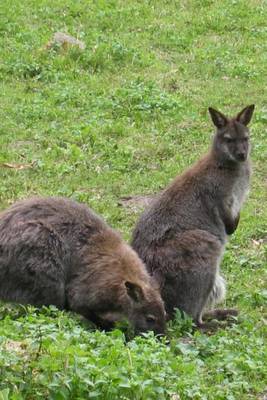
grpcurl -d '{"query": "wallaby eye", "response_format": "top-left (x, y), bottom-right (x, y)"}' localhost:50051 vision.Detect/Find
top-left (146, 315), bottom-right (156, 324)
top-left (225, 137), bottom-right (234, 143)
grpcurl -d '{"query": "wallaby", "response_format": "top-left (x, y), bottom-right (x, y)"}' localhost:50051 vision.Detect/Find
top-left (132, 105), bottom-right (255, 328)
top-left (0, 197), bottom-right (166, 335)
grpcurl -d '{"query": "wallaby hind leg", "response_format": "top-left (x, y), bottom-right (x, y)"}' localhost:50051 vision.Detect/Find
top-left (150, 229), bottom-right (224, 327)
top-left (153, 267), bottom-right (214, 324)
top-left (0, 220), bottom-right (69, 308)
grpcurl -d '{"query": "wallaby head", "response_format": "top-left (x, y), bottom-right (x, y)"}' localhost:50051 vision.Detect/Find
top-left (209, 105), bottom-right (255, 163)
top-left (98, 245), bottom-right (166, 335)
top-left (123, 279), bottom-right (166, 335)
top-left (73, 277), bottom-right (166, 336)
top-left (68, 236), bottom-right (166, 336)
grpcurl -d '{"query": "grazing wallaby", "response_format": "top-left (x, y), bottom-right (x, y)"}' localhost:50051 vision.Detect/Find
top-left (0, 197), bottom-right (166, 335)
top-left (132, 105), bottom-right (255, 328)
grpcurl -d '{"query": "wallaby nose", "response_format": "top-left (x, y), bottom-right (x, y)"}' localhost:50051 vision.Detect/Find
top-left (236, 152), bottom-right (246, 161)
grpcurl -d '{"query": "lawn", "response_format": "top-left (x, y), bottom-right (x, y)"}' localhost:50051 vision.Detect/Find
top-left (0, 0), bottom-right (266, 399)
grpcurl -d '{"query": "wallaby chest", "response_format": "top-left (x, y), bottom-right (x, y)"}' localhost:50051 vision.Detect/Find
top-left (225, 163), bottom-right (251, 219)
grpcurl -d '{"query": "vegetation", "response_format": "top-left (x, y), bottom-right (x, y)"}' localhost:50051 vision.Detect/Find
top-left (0, 0), bottom-right (266, 398)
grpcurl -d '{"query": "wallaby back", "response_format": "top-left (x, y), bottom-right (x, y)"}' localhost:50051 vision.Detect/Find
top-left (132, 105), bottom-right (254, 325)
top-left (0, 197), bottom-right (166, 335)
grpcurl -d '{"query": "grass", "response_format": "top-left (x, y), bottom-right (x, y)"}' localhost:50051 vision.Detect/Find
top-left (0, 0), bottom-right (266, 398)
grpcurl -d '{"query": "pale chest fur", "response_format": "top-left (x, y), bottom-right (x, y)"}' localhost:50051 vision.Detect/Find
top-left (228, 163), bottom-right (251, 219)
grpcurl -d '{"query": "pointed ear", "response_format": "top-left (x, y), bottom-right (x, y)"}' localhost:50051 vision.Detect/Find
top-left (125, 281), bottom-right (144, 303)
top-left (208, 107), bottom-right (228, 129)
top-left (236, 104), bottom-right (255, 126)
top-left (151, 271), bottom-right (164, 290)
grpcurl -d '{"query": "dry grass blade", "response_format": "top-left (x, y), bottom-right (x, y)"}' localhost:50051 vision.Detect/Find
top-left (0, 162), bottom-right (35, 170)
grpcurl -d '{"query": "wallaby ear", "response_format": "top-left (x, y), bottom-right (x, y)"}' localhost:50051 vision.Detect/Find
top-left (152, 270), bottom-right (165, 290)
top-left (208, 107), bottom-right (228, 129)
top-left (125, 281), bottom-right (144, 303)
top-left (236, 104), bottom-right (255, 126)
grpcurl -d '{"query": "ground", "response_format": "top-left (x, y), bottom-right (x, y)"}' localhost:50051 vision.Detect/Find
top-left (0, 1), bottom-right (266, 399)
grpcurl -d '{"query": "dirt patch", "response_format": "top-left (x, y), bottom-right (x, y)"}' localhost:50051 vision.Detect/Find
top-left (45, 32), bottom-right (86, 51)
top-left (118, 194), bottom-right (155, 212)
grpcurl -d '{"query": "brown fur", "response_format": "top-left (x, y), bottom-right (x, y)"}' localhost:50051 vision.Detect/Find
top-left (0, 197), bottom-right (166, 335)
top-left (132, 105), bottom-right (254, 328)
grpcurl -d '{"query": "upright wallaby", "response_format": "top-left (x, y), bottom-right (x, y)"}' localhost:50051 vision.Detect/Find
top-left (0, 197), bottom-right (166, 335)
top-left (132, 105), bottom-right (255, 328)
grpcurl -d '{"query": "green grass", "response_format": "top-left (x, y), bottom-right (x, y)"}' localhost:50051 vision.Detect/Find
top-left (0, 0), bottom-right (266, 399)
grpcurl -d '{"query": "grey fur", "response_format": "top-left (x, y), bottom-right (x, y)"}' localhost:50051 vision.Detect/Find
top-left (205, 273), bottom-right (226, 309)
top-left (132, 105), bottom-right (254, 325)
top-left (0, 197), bottom-right (166, 335)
